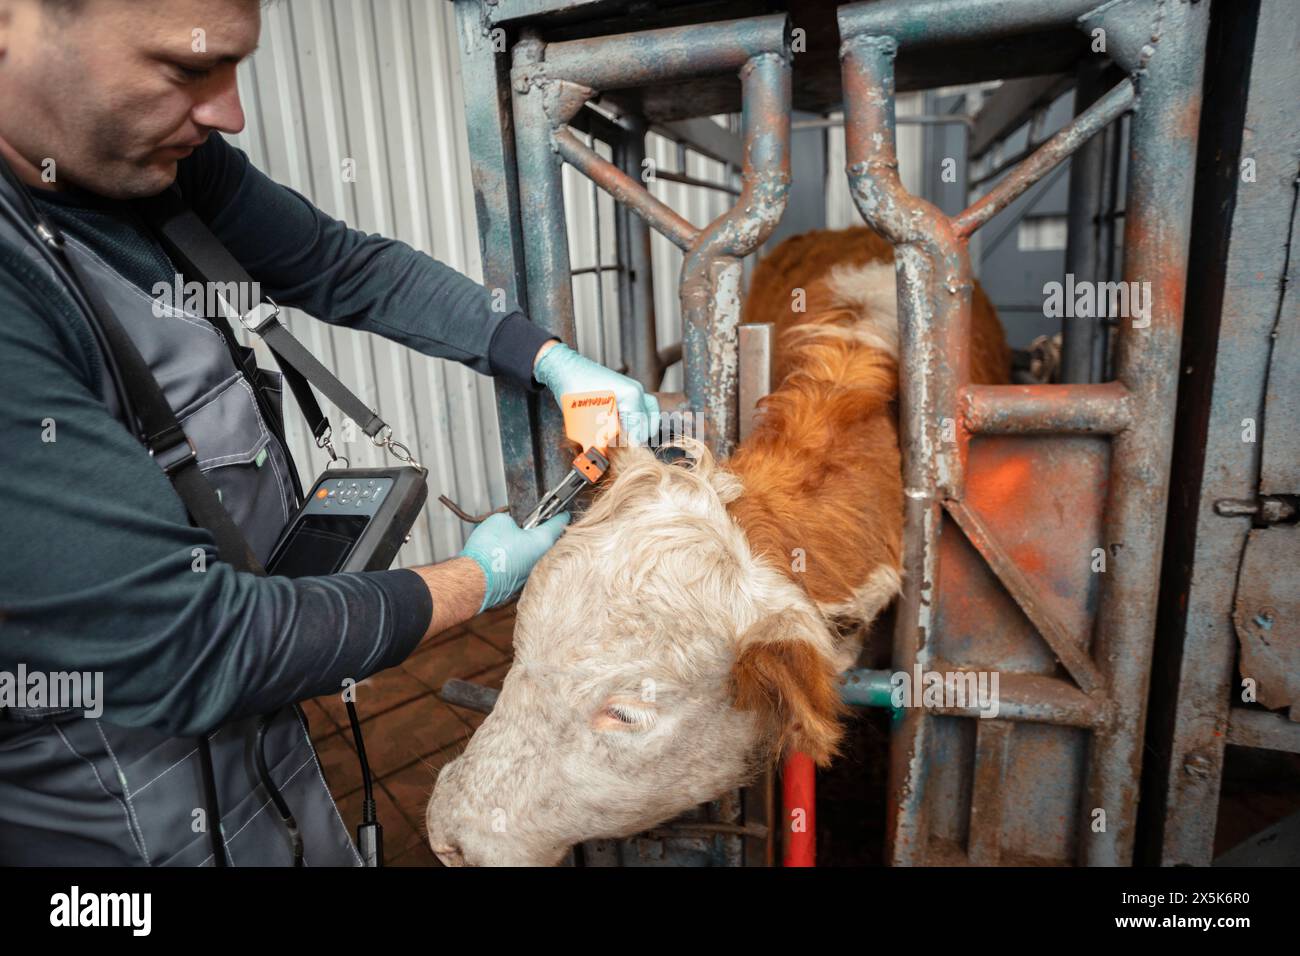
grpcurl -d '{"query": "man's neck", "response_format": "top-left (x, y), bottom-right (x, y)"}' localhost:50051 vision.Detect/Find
top-left (0, 133), bottom-right (64, 192)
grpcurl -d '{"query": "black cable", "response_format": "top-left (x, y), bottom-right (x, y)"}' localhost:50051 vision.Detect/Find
top-left (196, 736), bottom-right (229, 867)
top-left (256, 711), bottom-right (304, 867)
top-left (346, 699), bottom-right (383, 866)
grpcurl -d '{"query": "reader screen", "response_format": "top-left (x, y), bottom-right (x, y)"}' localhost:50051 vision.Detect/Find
top-left (270, 514), bottom-right (370, 577)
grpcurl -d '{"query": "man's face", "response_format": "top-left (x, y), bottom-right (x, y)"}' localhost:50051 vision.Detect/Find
top-left (0, 0), bottom-right (260, 198)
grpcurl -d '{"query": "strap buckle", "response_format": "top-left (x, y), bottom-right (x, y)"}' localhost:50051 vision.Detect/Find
top-left (213, 290), bottom-right (279, 335)
top-left (35, 222), bottom-right (63, 249)
top-left (238, 298), bottom-right (281, 335)
top-left (315, 426), bottom-right (350, 469)
top-left (371, 425), bottom-right (423, 470)
top-left (151, 432), bottom-right (198, 476)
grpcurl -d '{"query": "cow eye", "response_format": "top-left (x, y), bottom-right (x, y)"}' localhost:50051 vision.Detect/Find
top-left (606, 705), bottom-right (638, 724)
top-left (597, 702), bottom-right (657, 730)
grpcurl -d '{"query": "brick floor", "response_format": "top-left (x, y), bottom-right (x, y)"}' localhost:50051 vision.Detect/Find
top-left (308, 601), bottom-right (516, 867)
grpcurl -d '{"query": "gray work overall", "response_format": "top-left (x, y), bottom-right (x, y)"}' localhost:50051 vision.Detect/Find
top-left (0, 184), bottom-right (361, 866)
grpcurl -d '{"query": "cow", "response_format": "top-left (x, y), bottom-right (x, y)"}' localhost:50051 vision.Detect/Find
top-left (426, 227), bottom-right (1010, 866)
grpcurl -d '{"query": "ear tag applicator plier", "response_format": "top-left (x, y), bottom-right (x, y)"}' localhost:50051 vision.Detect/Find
top-left (522, 390), bottom-right (620, 530)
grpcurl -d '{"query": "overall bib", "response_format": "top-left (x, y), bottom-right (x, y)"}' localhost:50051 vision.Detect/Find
top-left (0, 184), bottom-right (362, 866)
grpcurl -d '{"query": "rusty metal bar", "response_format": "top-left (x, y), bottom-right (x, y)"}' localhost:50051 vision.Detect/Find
top-left (945, 499), bottom-right (1104, 694)
top-left (554, 129), bottom-right (701, 251)
top-left (962, 382), bottom-right (1133, 435)
top-left (923, 667), bottom-right (1110, 728)
top-left (838, 0), bottom-right (1103, 47)
top-left (1062, 60), bottom-right (1112, 384)
top-left (841, 28), bottom-right (972, 865)
top-left (844, 666), bottom-right (1109, 728)
top-left (737, 317), bottom-right (778, 867)
top-left (680, 50), bottom-right (792, 458)
top-left (967, 720), bottom-right (1014, 865)
top-left (793, 115), bottom-right (975, 131)
top-left (452, 0), bottom-right (543, 523)
top-left (1079, 0), bottom-right (1211, 867)
top-left (536, 14), bottom-right (790, 91)
top-left (642, 821), bottom-right (770, 840)
top-left (954, 80), bottom-right (1136, 238)
top-left (510, 31), bottom-right (582, 496)
top-left (649, 168), bottom-right (742, 196)
top-left (1227, 709), bottom-right (1300, 753)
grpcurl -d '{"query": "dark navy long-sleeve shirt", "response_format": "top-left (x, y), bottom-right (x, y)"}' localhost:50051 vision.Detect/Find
top-left (0, 134), bottom-right (550, 736)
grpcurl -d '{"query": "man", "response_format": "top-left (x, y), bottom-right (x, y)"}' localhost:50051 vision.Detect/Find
top-left (0, 0), bottom-right (656, 864)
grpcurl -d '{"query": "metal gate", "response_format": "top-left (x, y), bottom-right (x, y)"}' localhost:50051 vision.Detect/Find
top-left (838, 0), bottom-right (1208, 866)
top-left (448, 0), bottom-right (1238, 865)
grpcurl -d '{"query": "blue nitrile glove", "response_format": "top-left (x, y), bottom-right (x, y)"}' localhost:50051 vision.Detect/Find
top-left (458, 511), bottom-right (571, 613)
top-left (533, 342), bottom-right (661, 446)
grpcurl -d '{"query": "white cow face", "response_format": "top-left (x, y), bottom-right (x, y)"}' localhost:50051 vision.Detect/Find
top-left (426, 440), bottom-right (846, 866)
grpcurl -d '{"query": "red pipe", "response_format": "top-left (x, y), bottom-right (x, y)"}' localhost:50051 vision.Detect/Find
top-left (781, 751), bottom-right (816, 866)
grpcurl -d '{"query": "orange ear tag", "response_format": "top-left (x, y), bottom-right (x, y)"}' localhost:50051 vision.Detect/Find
top-left (560, 390), bottom-right (621, 455)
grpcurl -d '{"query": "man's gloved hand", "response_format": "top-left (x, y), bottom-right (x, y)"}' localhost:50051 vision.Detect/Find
top-left (533, 342), bottom-right (660, 445)
top-left (458, 511), bottom-right (571, 614)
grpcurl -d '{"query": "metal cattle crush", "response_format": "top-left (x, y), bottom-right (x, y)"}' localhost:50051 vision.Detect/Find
top-left (447, 0), bottom-right (1288, 866)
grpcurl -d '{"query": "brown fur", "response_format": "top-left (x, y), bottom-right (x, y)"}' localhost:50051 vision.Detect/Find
top-left (731, 611), bottom-right (849, 767)
top-left (727, 227), bottom-right (1009, 610)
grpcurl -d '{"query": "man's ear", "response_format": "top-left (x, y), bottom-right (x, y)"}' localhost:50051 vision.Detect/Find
top-left (730, 608), bottom-right (847, 767)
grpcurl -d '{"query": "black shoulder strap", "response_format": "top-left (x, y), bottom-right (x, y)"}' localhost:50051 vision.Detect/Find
top-left (0, 160), bottom-right (263, 574)
top-left (136, 188), bottom-right (388, 442)
top-left (73, 254), bottom-right (267, 575)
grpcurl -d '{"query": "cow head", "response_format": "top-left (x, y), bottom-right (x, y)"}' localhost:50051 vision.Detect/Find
top-left (426, 439), bottom-right (847, 866)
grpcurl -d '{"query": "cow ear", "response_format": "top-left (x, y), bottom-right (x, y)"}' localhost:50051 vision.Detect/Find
top-left (731, 609), bottom-right (847, 767)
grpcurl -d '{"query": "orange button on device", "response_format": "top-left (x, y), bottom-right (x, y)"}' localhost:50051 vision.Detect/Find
top-left (316, 488), bottom-right (329, 499)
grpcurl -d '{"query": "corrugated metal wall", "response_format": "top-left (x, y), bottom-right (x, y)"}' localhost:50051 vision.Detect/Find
top-left (229, 0), bottom-right (498, 567)
top-left (229, 2), bottom-right (916, 567)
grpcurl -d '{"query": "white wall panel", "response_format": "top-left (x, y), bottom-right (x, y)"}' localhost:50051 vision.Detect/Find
top-left (229, 0), bottom-right (499, 567)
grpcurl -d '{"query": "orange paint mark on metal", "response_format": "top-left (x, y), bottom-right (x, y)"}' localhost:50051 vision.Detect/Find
top-left (972, 453), bottom-right (1033, 513)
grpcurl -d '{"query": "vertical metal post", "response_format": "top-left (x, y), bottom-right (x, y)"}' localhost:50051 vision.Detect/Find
top-left (738, 323), bottom-right (773, 443)
top-left (1061, 60), bottom-right (1109, 385)
top-left (680, 50), bottom-right (792, 459)
top-left (452, 0), bottom-right (543, 521)
top-left (510, 30), bottom-right (582, 496)
top-left (615, 113), bottom-right (662, 391)
top-left (841, 30), bottom-right (973, 865)
top-left (1080, 0), bottom-right (1210, 866)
